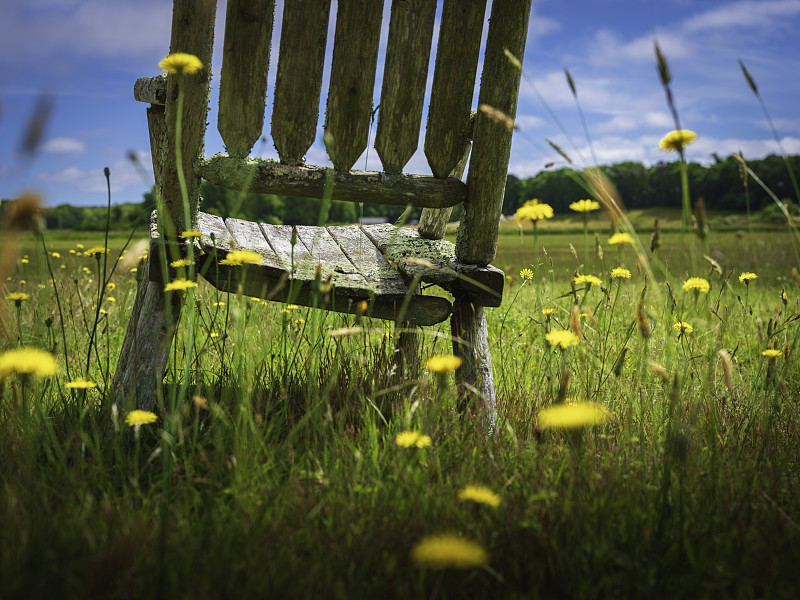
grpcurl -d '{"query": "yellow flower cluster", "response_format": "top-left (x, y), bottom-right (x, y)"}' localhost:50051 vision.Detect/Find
top-left (545, 330), bottom-right (579, 350)
top-left (672, 321), bottom-right (694, 335)
top-left (395, 430), bottom-right (432, 449)
top-left (0, 348), bottom-right (59, 379)
top-left (538, 401), bottom-right (610, 429)
top-left (515, 199), bottom-right (554, 222)
top-left (219, 250), bottom-right (263, 266)
top-left (425, 355), bottom-right (462, 373)
top-left (682, 277), bottom-right (710, 294)
top-left (125, 409), bottom-right (158, 427)
top-left (569, 199), bottom-right (600, 213)
top-left (159, 53), bottom-right (203, 75)
top-left (410, 535), bottom-right (489, 569)
top-left (608, 232), bottom-right (633, 245)
top-left (659, 129), bottom-right (697, 152)
top-left (164, 278), bottom-right (199, 292)
top-left (739, 272), bottom-right (758, 284)
top-left (457, 485), bottom-right (501, 508)
top-left (573, 274), bottom-right (603, 287)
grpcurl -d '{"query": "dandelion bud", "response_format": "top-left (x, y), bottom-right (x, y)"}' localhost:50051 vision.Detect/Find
top-left (637, 302), bottom-right (651, 338)
top-left (557, 370), bottom-right (570, 403)
top-left (718, 350), bottom-right (734, 393)
top-left (570, 305), bottom-right (582, 338)
top-left (595, 233), bottom-right (603, 261)
top-left (694, 197), bottom-right (708, 241)
top-left (650, 218), bottom-right (661, 253)
top-left (650, 362), bottom-right (669, 383)
top-left (756, 317), bottom-right (764, 342)
top-left (793, 268), bottom-right (800, 289)
top-left (612, 347), bottom-right (629, 377)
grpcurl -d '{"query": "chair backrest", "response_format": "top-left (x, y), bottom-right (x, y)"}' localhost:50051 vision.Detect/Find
top-left (157, 0), bottom-right (531, 266)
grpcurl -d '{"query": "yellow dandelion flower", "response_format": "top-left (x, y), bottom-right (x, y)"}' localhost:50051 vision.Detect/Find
top-left (541, 308), bottom-right (555, 316)
top-left (125, 409), bottom-right (158, 427)
top-left (538, 401), bottom-right (609, 429)
top-left (519, 268), bottom-right (534, 280)
top-left (170, 258), bottom-right (194, 268)
top-left (106, 282), bottom-right (116, 291)
top-left (76, 244), bottom-right (84, 249)
top-left (672, 321), bottom-right (693, 334)
top-left (129, 267), bottom-right (138, 273)
top-left (545, 330), bottom-right (579, 350)
top-left (682, 277), bottom-right (710, 294)
top-left (69, 249), bottom-right (76, 254)
top-left (569, 199), bottom-right (600, 213)
top-left (659, 129), bottom-right (697, 152)
top-left (457, 485), bottom-right (501, 508)
top-left (219, 249), bottom-right (263, 266)
top-left (83, 246), bottom-right (109, 258)
top-left (739, 272), bottom-right (758, 284)
top-left (0, 348), bottom-right (59, 379)
top-left (608, 232), bottom-right (633, 245)
top-left (179, 229), bottom-right (203, 239)
top-left (5, 292), bottom-right (31, 305)
top-left (611, 267), bottom-right (631, 279)
top-left (164, 278), bottom-right (199, 292)
top-left (19, 280), bottom-right (26, 285)
top-left (425, 354), bottom-right (463, 373)
top-left (106, 297), bottom-right (116, 303)
top-left (51, 252), bottom-right (61, 259)
top-left (65, 377), bottom-right (97, 389)
top-left (286, 304), bottom-right (300, 310)
top-left (21, 258), bottom-right (29, 264)
top-left (573, 274), bottom-right (603, 287)
top-left (60, 265), bottom-right (66, 269)
top-left (762, 349), bottom-right (782, 358)
top-left (515, 199), bottom-right (554, 222)
top-left (158, 53), bottom-right (203, 75)
top-left (395, 430), bottom-right (432, 449)
top-left (411, 535), bottom-right (489, 569)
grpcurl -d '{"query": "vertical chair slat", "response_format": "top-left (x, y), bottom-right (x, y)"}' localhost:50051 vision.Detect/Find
top-left (162, 0), bottom-right (217, 233)
top-left (423, 0), bottom-right (486, 179)
top-left (324, 0), bottom-right (384, 172)
top-left (374, 0), bottom-right (436, 174)
top-left (218, 0), bottom-right (275, 158)
top-left (456, 0), bottom-right (531, 266)
top-left (272, 0), bottom-right (332, 165)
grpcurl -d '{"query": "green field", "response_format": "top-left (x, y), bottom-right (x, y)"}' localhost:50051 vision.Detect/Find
top-left (1, 223), bottom-right (799, 599)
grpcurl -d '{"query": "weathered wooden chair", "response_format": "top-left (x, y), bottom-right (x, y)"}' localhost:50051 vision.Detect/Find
top-left (114, 0), bottom-right (532, 428)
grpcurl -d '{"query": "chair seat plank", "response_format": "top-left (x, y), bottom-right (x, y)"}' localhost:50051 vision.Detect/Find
top-left (218, 0), bottom-right (275, 158)
top-left (326, 225), bottom-right (410, 296)
top-left (272, 0), bottom-right (331, 164)
top-left (324, 0), bottom-right (385, 171)
top-left (375, 0), bottom-right (437, 174)
top-left (361, 223), bottom-right (504, 306)
top-left (223, 217), bottom-right (287, 272)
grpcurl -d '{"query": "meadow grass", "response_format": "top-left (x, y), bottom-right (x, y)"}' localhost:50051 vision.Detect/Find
top-left (1, 225), bottom-right (799, 599)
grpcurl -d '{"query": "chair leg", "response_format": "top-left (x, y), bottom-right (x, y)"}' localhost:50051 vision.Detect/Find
top-left (394, 323), bottom-right (421, 380)
top-left (451, 295), bottom-right (497, 433)
top-left (112, 259), bottom-right (182, 412)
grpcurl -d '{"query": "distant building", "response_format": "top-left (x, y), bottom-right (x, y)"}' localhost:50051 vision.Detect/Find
top-left (355, 216), bottom-right (390, 225)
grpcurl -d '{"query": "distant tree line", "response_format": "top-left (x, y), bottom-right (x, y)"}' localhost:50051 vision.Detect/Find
top-left (6, 153), bottom-right (797, 231)
top-left (502, 153), bottom-right (800, 216)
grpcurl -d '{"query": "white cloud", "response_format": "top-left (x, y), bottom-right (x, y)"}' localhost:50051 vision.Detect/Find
top-left (0, 1), bottom-right (171, 64)
top-left (40, 137), bottom-right (86, 155)
top-left (39, 153), bottom-right (151, 195)
top-left (683, 0), bottom-right (800, 33)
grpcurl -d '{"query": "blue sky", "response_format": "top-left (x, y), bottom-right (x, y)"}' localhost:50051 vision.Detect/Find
top-left (2, 0), bottom-right (800, 208)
